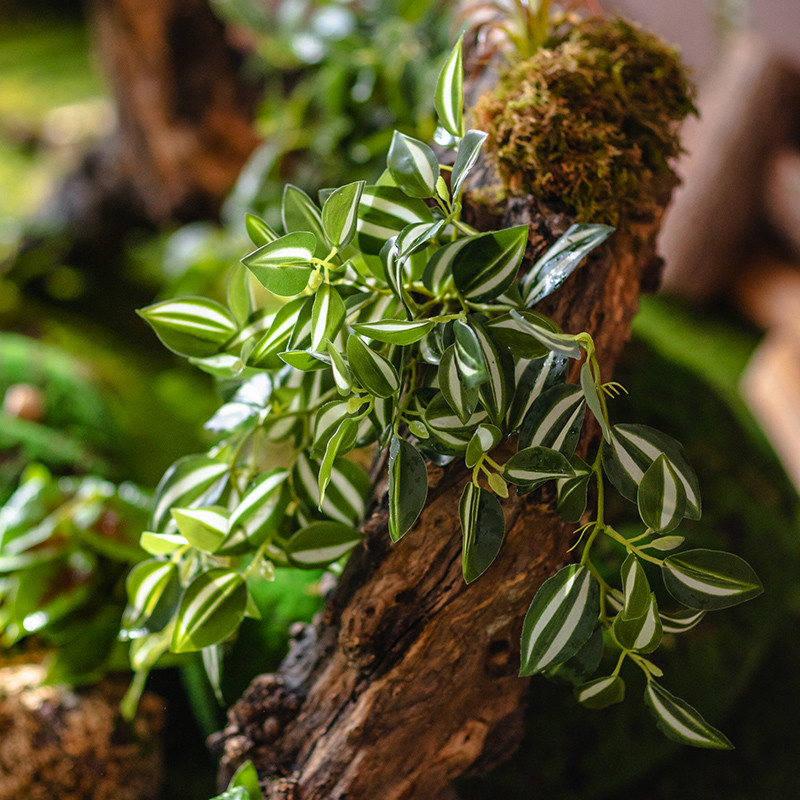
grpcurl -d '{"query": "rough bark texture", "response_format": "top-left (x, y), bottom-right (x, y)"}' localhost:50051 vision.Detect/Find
top-left (210, 181), bottom-right (672, 798)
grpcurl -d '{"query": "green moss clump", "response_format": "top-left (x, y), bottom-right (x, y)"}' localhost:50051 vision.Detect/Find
top-left (473, 17), bottom-right (696, 225)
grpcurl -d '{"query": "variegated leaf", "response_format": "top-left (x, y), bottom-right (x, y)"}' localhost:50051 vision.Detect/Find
top-left (352, 318), bottom-right (434, 345)
top-left (387, 131), bottom-right (439, 198)
top-left (286, 521), bottom-right (362, 567)
top-left (434, 37), bottom-right (464, 138)
top-left (357, 186), bottom-right (433, 255)
top-left (388, 436), bottom-right (428, 542)
top-left (311, 284), bottom-right (346, 350)
top-left (504, 445), bottom-right (575, 486)
top-left (519, 384), bottom-right (586, 456)
top-left (222, 469), bottom-right (290, 554)
top-left (346, 335), bottom-right (400, 398)
top-left (574, 674), bottom-right (625, 710)
top-left (452, 129), bottom-right (488, 196)
top-left (459, 483), bottom-right (505, 584)
top-left (321, 180), bottom-right (364, 249)
top-left (242, 231), bottom-right (317, 296)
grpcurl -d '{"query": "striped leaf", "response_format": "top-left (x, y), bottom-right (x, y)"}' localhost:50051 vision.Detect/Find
top-left (171, 568), bottom-right (247, 653)
top-left (662, 549), bottom-right (763, 611)
top-left (486, 310), bottom-right (561, 360)
top-left (520, 564), bottom-right (600, 675)
top-left (459, 483), bottom-right (505, 584)
top-left (357, 186), bottom-right (433, 255)
top-left (646, 535), bottom-right (685, 552)
top-left (352, 318), bottom-right (434, 345)
top-left (226, 263), bottom-right (256, 326)
top-left (292, 453), bottom-right (369, 525)
top-left (396, 220), bottom-right (444, 257)
top-left (637, 454), bottom-right (686, 533)
top-left (278, 349), bottom-right (328, 372)
top-left (620, 553), bottom-right (651, 619)
top-left (521, 223), bottom-right (614, 306)
top-left (325, 340), bottom-right (353, 394)
top-left (659, 607), bottom-right (706, 634)
top-left (574, 675), bottom-right (626, 710)
top-left (451, 226), bottom-right (529, 302)
top-left (387, 131), bottom-right (439, 198)
top-left (138, 297), bottom-right (237, 358)
top-left (439, 344), bottom-right (479, 424)
top-left (580, 362), bottom-right (611, 441)
top-left (244, 213), bottom-right (279, 247)
top-left (242, 231), bottom-right (317, 296)
top-left (644, 681), bottom-right (733, 749)
top-left (346, 335), bottom-right (399, 398)
top-left (222, 469), bottom-right (290, 554)
top-left (123, 560), bottom-right (180, 634)
top-left (465, 424), bottom-right (502, 469)
top-left (545, 626), bottom-right (603, 686)
top-left (311, 284), bottom-right (346, 350)
top-left (422, 237), bottom-right (469, 294)
top-left (602, 424), bottom-right (701, 520)
top-left (248, 298), bottom-right (305, 369)
top-left (471, 321), bottom-right (513, 427)
top-left (322, 181), bottom-right (365, 249)
top-left (388, 436), bottom-right (428, 542)
top-left (140, 531), bottom-right (187, 556)
top-left (282, 185), bottom-right (327, 254)
top-left (171, 506), bottom-right (229, 553)
top-left (556, 455), bottom-right (592, 523)
top-left (151, 455), bottom-right (229, 532)
top-left (504, 446), bottom-right (575, 486)
top-left (434, 37), bottom-right (464, 138)
top-left (506, 352), bottom-right (569, 432)
top-left (319, 418), bottom-right (359, 503)
top-left (312, 399), bottom-right (354, 454)
top-left (452, 129), bottom-right (488, 196)
top-left (286, 521), bottom-right (362, 567)
top-left (519, 384), bottom-right (586, 457)
top-left (424, 392), bottom-right (488, 434)
top-left (508, 310), bottom-right (582, 359)
top-left (454, 320), bottom-right (488, 388)
top-left (613, 592), bottom-right (662, 653)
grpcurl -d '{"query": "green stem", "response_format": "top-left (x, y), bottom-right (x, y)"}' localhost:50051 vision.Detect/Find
top-left (603, 526), bottom-right (665, 566)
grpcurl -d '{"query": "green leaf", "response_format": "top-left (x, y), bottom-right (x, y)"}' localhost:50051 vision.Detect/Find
top-left (325, 340), bottom-right (353, 394)
top-left (352, 318), bottom-right (434, 345)
top-left (579, 362), bottom-right (611, 441)
top-left (171, 568), bottom-right (247, 653)
top-left (659, 607), bottom-right (706, 634)
top-left (171, 506), bottom-right (229, 553)
top-left (438, 344), bottom-right (479, 424)
top-left (506, 352), bottom-right (569, 432)
top-left (487, 310), bottom-right (562, 360)
top-left (603, 424), bottom-right (701, 520)
top-left (140, 531), bottom-right (187, 555)
top-left (222, 469), bottom-right (290, 554)
top-left (388, 436), bottom-right (428, 542)
top-left (505, 446), bottom-right (575, 487)
top-left (226, 263), bottom-right (255, 327)
top-left (556, 455), bottom-right (592, 523)
top-left (422, 237), bottom-right (470, 294)
top-left (574, 675), bottom-right (626, 710)
top-left (424, 392), bottom-right (488, 438)
top-left (357, 186), bottom-right (434, 255)
top-left (521, 223), bottom-right (614, 306)
top-left (637, 454), bottom-right (686, 533)
top-left (319, 418), bottom-right (359, 504)
top-left (545, 625), bottom-right (603, 686)
top-left (247, 298), bottom-right (305, 369)
top-left (465, 424), bottom-right (502, 469)
top-left (644, 681), bottom-right (733, 749)
top-left (138, 297), bottom-right (237, 358)
top-left (646, 535), bottom-right (685, 552)
top-left (123, 560), bottom-right (180, 634)
top-left (434, 37), bottom-right (464, 138)
top-left (228, 760), bottom-right (262, 800)
top-left (322, 180), bottom-right (365, 249)
top-left (471, 320), bottom-right (513, 427)
top-left (245, 213), bottom-right (279, 247)
top-left (459, 483), bottom-right (505, 584)
top-left (387, 131), bottom-right (439, 198)
top-left (282, 185), bottom-right (327, 253)
top-left (620, 553), bottom-right (651, 619)
top-left (508, 310), bottom-right (582, 359)
top-left (453, 319), bottom-right (488, 388)
top-left (396, 220), bottom-right (444, 257)
top-left (662, 549), bottom-right (763, 610)
top-left (312, 399), bottom-right (355, 454)
top-left (451, 226), bottom-right (529, 302)
top-left (286, 521), bottom-right (362, 567)
top-left (293, 453), bottom-right (369, 525)
top-left (311, 284), bottom-right (346, 350)
top-left (346, 335), bottom-right (400, 398)
top-left (520, 564), bottom-right (600, 675)
top-left (278, 349), bottom-right (328, 371)
top-left (242, 231), bottom-right (317, 296)
top-left (613, 592), bottom-right (662, 653)
top-left (452, 129), bottom-right (488, 196)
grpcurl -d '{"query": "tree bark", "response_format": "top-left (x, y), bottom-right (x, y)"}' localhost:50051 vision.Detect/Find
top-left (210, 172), bottom-right (674, 797)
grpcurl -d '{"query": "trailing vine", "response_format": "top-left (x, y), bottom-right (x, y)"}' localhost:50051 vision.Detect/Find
top-left (130, 38), bottom-right (761, 750)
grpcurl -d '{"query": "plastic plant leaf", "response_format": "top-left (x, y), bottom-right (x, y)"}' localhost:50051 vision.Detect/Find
top-left (222, 469), bottom-right (290, 554)
top-left (396, 219), bottom-right (444, 257)
top-left (459, 483), bottom-right (505, 584)
top-left (519, 384), bottom-right (586, 457)
top-left (228, 760), bottom-right (262, 800)
top-left (661, 549), bottom-right (763, 611)
top-left (388, 436), bottom-right (428, 542)
top-left (556, 455), bottom-right (592, 523)
top-left (322, 180), bottom-right (365, 249)
top-left (346, 335), bottom-right (400, 398)
top-left (387, 131), bottom-right (440, 198)
top-left (311, 284), bottom-right (346, 350)
top-left (352, 318), bottom-right (435, 345)
top-left (580, 362), bottom-right (612, 441)
top-left (486, 310), bottom-right (562, 360)
top-left (644, 681), bottom-right (733, 749)
top-left (574, 675), bottom-right (626, 710)
top-left (471, 321), bottom-right (513, 427)
top-left (245, 213), bottom-right (278, 247)
top-left (150, 455), bottom-right (229, 532)
top-left (452, 129), bottom-right (488, 196)
top-left (507, 310), bottom-right (583, 359)
top-left (325, 340), bottom-right (353, 394)
top-left (171, 568), bottom-right (247, 653)
top-left (319, 418), bottom-right (359, 504)
top-left (620, 553), bottom-right (651, 619)
top-left (434, 37), bottom-right (464, 138)
top-left (452, 319), bottom-right (487, 389)
top-left (521, 223), bottom-right (614, 306)
top-left (247, 298), bottom-right (305, 369)
top-left (292, 453), bottom-right (369, 526)
top-left (312, 399), bottom-right (356, 454)
top-left (520, 564), bottom-right (600, 676)
top-left (613, 592), bottom-right (662, 653)
top-left (287, 295), bottom-right (315, 351)
top-left (209, 789), bottom-right (248, 800)
top-left (602, 424), bottom-right (701, 520)
top-left (278, 349), bottom-right (328, 372)
top-left (139, 531), bottom-right (187, 556)
top-left (545, 625), bottom-right (603, 686)
top-left (226, 263), bottom-right (255, 327)
top-left (123, 560), bottom-right (179, 633)
top-left (138, 297), bottom-right (237, 358)
top-left (422, 237), bottom-right (470, 294)
top-left (504, 446), bottom-right (575, 486)
top-left (659, 607), bottom-right (706, 634)
top-left (439, 344), bottom-right (480, 424)
top-left (242, 231), bottom-right (317, 296)
top-left (171, 506), bottom-right (229, 553)
top-left (424, 392), bottom-right (488, 433)
top-left (637, 454), bottom-right (687, 533)
top-left (465, 424), bottom-right (502, 469)
top-left (282, 185), bottom-right (327, 253)
top-left (357, 186), bottom-right (434, 255)
top-left (506, 352), bottom-right (569, 432)
top-left (286, 521), bottom-right (362, 567)
top-left (646, 535), bottom-right (685, 552)
top-left (451, 226), bottom-right (529, 302)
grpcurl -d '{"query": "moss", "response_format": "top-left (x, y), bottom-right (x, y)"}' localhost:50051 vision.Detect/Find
top-left (473, 17), bottom-right (696, 226)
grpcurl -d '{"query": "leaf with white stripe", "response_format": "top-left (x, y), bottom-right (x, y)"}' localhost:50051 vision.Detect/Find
top-left (451, 226), bottom-right (529, 302)
top-left (486, 310), bottom-right (562, 360)
top-left (614, 592), bottom-right (662, 653)
top-left (659, 607), bottom-right (706, 634)
top-left (292, 453), bottom-right (369, 525)
top-left (422, 238), bottom-right (469, 295)
top-left (325, 340), bottom-right (353, 395)
top-left (322, 181), bottom-right (365, 249)
top-left (644, 681), bottom-right (733, 749)
top-left (139, 531), bottom-right (187, 556)
top-left (603, 424), bottom-right (701, 520)
top-left (504, 445), bottom-right (575, 487)
top-left (506, 352), bottom-right (569, 432)
top-left (508, 310), bottom-right (583, 359)
top-left (662, 549), bottom-right (763, 611)
top-left (357, 186), bottom-right (433, 255)
top-left (521, 223), bottom-right (614, 306)
top-left (556, 455), bottom-right (592, 523)
top-left (388, 436), bottom-right (428, 542)
top-left (465, 424), bottom-right (502, 469)
top-left (471, 320), bottom-right (513, 427)
top-left (519, 564), bottom-right (600, 675)
top-left (222, 469), bottom-right (290, 554)
top-left (580, 361), bottom-right (611, 441)
top-left (438, 344), bottom-right (479, 424)
top-left (452, 129), bottom-right (488, 196)
top-left (318, 418), bottom-right (359, 504)
top-left (637, 454), bottom-right (686, 533)
top-left (286, 521), bottom-right (362, 567)
top-left (459, 483), bottom-right (505, 584)
top-left (312, 399), bottom-right (354, 455)
top-left (171, 568), bottom-right (247, 653)
top-left (151, 455), bottom-right (229, 532)
top-left (346, 335), bottom-right (399, 398)
top-left (242, 231), bottom-right (317, 296)
top-left (138, 297), bottom-right (237, 358)
top-left (574, 675), bottom-right (626, 710)
top-left (424, 392), bottom-right (488, 433)
top-left (245, 213), bottom-right (279, 247)
top-left (248, 297), bottom-right (305, 369)
top-left (396, 220), bottom-right (444, 258)
top-left (546, 626), bottom-right (603, 686)
top-left (619, 553), bottom-right (651, 619)
top-left (123, 560), bottom-right (180, 635)
top-left (519, 384), bottom-right (586, 457)
top-left (311, 284), bottom-right (346, 350)
top-left (434, 37), bottom-right (464, 138)
top-left (171, 506), bottom-right (229, 553)
top-left (352, 318), bottom-right (434, 346)
top-left (387, 131), bottom-right (439, 198)
top-left (282, 185), bottom-right (327, 255)
top-left (451, 319), bottom-right (487, 390)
